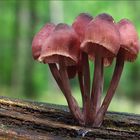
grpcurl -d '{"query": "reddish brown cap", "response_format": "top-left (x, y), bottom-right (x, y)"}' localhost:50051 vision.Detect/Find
top-left (117, 19), bottom-right (139, 61)
top-left (81, 13), bottom-right (120, 66)
top-left (97, 13), bottom-right (114, 22)
top-left (72, 13), bottom-right (93, 42)
top-left (39, 23), bottom-right (80, 66)
top-left (32, 23), bottom-right (55, 60)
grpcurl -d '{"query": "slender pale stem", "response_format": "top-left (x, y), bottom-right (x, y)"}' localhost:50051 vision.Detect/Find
top-left (91, 49), bottom-right (104, 123)
top-left (59, 60), bottom-right (84, 125)
top-left (93, 51), bottom-right (124, 127)
top-left (82, 52), bottom-right (91, 125)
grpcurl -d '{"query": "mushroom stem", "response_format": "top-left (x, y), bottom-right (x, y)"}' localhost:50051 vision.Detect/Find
top-left (78, 71), bottom-right (85, 109)
top-left (59, 60), bottom-right (84, 125)
top-left (82, 52), bottom-right (91, 125)
top-left (49, 63), bottom-right (84, 124)
top-left (93, 51), bottom-right (124, 127)
top-left (91, 48), bottom-right (104, 123)
top-left (49, 63), bottom-right (65, 93)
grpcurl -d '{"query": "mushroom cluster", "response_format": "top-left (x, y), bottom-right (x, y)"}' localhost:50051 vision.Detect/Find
top-left (32, 13), bottom-right (139, 127)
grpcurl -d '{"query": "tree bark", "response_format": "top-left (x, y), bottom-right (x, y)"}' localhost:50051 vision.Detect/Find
top-left (0, 96), bottom-right (139, 139)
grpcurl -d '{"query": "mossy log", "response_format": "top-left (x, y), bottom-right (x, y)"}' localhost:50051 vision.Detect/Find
top-left (0, 96), bottom-right (139, 140)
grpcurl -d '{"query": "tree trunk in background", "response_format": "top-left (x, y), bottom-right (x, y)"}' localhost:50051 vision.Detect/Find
top-left (49, 0), bottom-right (64, 24)
top-left (23, 1), bottom-right (37, 98)
top-left (11, 1), bottom-right (31, 97)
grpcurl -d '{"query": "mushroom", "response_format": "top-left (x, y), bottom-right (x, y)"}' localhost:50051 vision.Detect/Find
top-left (32, 23), bottom-right (55, 60)
top-left (32, 13), bottom-right (139, 127)
top-left (72, 13), bottom-right (93, 124)
top-left (39, 23), bottom-right (84, 124)
top-left (81, 13), bottom-right (120, 125)
top-left (94, 19), bottom-right (139, 127)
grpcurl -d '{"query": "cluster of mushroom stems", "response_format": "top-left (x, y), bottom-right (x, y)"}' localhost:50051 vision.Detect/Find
top-left (32, 13), bottom-right (139, 127)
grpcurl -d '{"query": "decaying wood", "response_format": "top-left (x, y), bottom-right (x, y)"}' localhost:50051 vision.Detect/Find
top-left (0, 96), bottom-right (139, 140)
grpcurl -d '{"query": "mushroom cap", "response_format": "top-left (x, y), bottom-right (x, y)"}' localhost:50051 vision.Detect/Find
top-left (72, 13), bottom-right (93, 42)
top-left (97, 13), bottom-right (114, 22)
top-left (117, 19), bottom-right (139, 61)
top-left (32, 23), bottom-right (55, 60)
top-left (81, 13), bottom-right (120, 66)
top-left (39, 23), bottom-right (80, 66)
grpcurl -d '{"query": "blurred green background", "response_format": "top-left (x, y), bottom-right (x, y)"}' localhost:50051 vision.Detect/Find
top-left (0, 0), bottom-right (140, 114)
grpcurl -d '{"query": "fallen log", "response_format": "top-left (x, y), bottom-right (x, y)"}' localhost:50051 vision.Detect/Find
top-left (0, 96), bottom-right (139, 139)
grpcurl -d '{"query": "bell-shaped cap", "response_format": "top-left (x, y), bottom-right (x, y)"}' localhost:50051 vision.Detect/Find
top-left (32, 23), bottom-right (55, 60)
top-left (81, 13), bottom-right (120, 66)
top-left (39, 23), bottom-right (80, 66)
top-left (117, 19), bottom-right (139, 61)
top-left (72, 13), bottom-right (93, 42)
